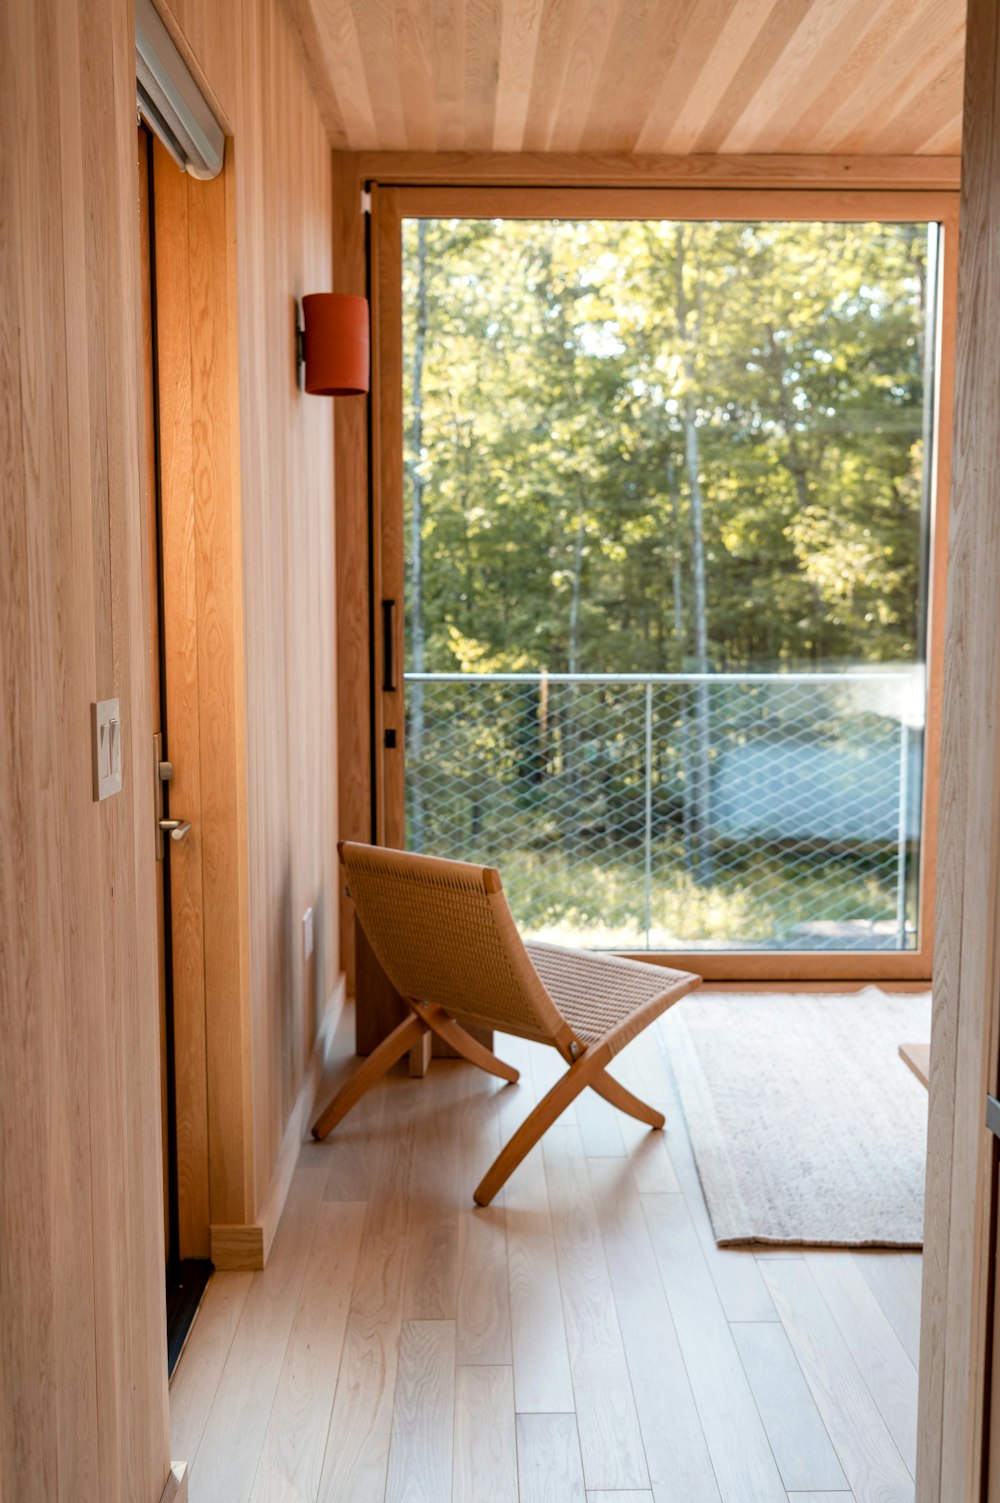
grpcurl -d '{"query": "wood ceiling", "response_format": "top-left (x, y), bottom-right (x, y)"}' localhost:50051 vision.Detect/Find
top-left (282, 0), bottom-right (965, 157)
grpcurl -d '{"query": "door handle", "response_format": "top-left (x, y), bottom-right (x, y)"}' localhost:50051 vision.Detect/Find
top-left (382, 599), bottom-right (396, 692)
top-left (158, 818), bottom-right (192, 843)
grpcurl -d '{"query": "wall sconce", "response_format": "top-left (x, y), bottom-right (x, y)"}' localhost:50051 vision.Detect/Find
top-left (295, 293), bottom-right (370, 396)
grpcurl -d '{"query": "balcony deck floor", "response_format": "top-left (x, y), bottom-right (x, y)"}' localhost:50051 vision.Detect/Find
top-left (170, 997), bottom-right (921, 1503)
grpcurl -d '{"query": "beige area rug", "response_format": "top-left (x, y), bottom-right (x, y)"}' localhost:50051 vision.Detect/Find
top-left (660, 988), bottom-right (931, 1248)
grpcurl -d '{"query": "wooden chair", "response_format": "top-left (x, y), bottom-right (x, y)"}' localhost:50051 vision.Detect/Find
top-left (312, 841), bottom-right (702, 1205)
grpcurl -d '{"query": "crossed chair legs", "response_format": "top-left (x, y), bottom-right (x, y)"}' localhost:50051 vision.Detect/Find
top-left (310, 998), bottom-right (665, 1206)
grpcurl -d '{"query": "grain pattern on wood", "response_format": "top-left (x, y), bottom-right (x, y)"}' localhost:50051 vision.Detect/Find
top-left (804, 1252), bottom-right (919, 1475)
top-left (516, 1414), bottom-right (588, 1503)
top-left (453, 1365), bottom-right (518, 1503)
top-left (284, 3), bottom-right (963, 154)
top-left (456, 1086), bottom-right (513, 1366)
top-left (247, 1200), bottom-right (366, 1503)
top-left (917, 3), bottom-right (1000, 1497)
top-left (315, 1081), bottom-right (419, 1503)
top-left (384, 1322), bottom-right (457, 1503)
top-left (636, 1029), bottom-right (777, 1323)
top-left (759, 1258), bottom-right (914, 1501)
top-left (502, 1085), bottom-right (577, 1413)
top-left (157, 0), bottom-right (339, 1227)
top-left (732, 1321), bottom-right (848, 1493)
top-left (542, 1125), bottom-right (650, 1492)
top-left (172, 1007), bottom-right (923, 1503)
top-left (899, 1043), bottom-right (930, 1088)
top-left (855, 1253), bottom-right (923, 1370)
top-left (184, 1170), bottom-right (325, 1503)
top-left (170, 1272), bottom-right (254, 1466)
top-left (1, 0), bottom-right (170, 1495)
top-left (641, 1193), bottom-right (787, 1503)
top-left (587, 1159), bottom-right (720, 1502)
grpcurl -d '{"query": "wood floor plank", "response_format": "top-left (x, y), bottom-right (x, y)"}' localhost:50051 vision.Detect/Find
top-left (499, 1073), bottom-right (576, 1414)
top-left (759, 1259), bottom-right (914, 1503)
top-left (170, 1270), bottom-right (254, 1465)
top-left (384, 1320), bottom-right (457, 1503)
top-left (453, 1365), bottom-right (517, 1503)
top-left (636, 1029), bottom-right (778, 1323)
top-left (852, 1253), bottom-right (922, 1369)
top-left (576, 1086), bottom-right (627, 1157)
top-left (173, 1010), bottom-right (924, 1503)
top-left (804, 1253), bottom-right (918, 1475)
top-left (587, 1158), bottom-right (720, 1503)
top-left (786, 1494), bottom-right (857, 1502)
top-left (316, 1076), bottom-right (420, 1503)
top-left (186, 1168), bottom-right (326, 1503)
top-left (248, 1200), bottom-right (366, 1503)
top-left (401, 1061), bottom-right (469, 1320)
top-left (611, 1044), bottom-right (680, 1193)
top-left (732, 1321), bottom-right (848, 1493)
top-left (641, 1192), bottom-right (787, 1503)
top-left (587, 1493), bottom-right (654, 1501)
top-left (319, 1069), bottom-right (391, 1201)
top-left (542, 1124), bottom-right (650, 1493)
top-left (456, 1082), bottom-right (513, 1366)
top-left (516, 1413), bottom-right (587, 1503)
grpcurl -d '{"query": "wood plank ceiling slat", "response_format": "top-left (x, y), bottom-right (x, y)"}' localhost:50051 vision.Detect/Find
top-left (283, 0), bottom-right (964, 156)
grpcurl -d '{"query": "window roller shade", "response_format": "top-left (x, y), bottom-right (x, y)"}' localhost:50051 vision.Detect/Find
top-left (135, 0), bottom-right (224, 181)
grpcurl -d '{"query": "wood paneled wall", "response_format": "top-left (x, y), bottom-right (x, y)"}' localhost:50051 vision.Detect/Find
top-left (156, 0), bottom-right (338, 1217)
top-left (917, 0), bottom-right (1000, 1494)
top-left (1, 0), bottom-right (337, 1494)
top-left (0, 0), bottom-right (170, 1499)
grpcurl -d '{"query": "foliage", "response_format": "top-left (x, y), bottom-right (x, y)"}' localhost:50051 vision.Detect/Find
top-left (402, 216), bottom-right (930, 675)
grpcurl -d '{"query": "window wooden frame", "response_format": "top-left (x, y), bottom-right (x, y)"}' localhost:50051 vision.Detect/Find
top-left (336, 161), bottom-right (958, 986)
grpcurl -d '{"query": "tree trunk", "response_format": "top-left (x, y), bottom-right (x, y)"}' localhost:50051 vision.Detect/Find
top-left (564, 498), bottom-right (587, 855)
top-left (675, 225), bottom-right (714, 884)
top-left (407, 220), bottom-right (429, 849)
top-left (670, 461), bottom-right (695, 873)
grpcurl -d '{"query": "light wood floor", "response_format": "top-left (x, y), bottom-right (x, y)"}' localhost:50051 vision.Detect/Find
top-left (171, 1000), bottom-right (921, 1503)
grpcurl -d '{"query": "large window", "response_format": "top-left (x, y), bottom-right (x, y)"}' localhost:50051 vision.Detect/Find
top-left (394, 208), bottom-right (944, 959)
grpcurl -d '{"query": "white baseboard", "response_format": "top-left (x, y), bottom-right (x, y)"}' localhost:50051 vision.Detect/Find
top-left (210, 973), bottom-right (346, 1270)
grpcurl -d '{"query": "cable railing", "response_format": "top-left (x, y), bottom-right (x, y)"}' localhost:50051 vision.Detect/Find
top-left (403, 669), bottom-right (924, 953)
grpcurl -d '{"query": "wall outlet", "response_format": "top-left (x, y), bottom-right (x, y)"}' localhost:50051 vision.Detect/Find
top-left (303, 906), bottom-right (314, 961)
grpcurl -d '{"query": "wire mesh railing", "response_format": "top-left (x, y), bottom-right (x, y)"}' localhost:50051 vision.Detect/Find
top-left (404, 670), bottom-right (924, 953)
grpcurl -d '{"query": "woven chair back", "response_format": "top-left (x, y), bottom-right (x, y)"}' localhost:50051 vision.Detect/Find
top-left (339, 842), bottom-right (568, 1043)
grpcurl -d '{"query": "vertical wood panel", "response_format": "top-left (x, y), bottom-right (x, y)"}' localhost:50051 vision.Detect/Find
top-left (1, 0), bottom-right (172, 1495)
top-left (917, 0), bottom-right (1000, 1495)
top-left (2, 0), bottom-right (338, 1489)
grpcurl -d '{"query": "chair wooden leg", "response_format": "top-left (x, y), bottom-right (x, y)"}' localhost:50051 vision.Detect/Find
top-left (472, 1047), bottom-right (605, 1206)
top-left (417, 1002), bottom-right (519, 1083)
top-left (311, 1012), bottom-right (428, 1140)
top-left (591, 1068), bottom-right (665, 1129)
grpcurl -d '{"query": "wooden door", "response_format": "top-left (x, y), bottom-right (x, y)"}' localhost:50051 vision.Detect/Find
top-left (137, 125), bottom-right (213, 1266)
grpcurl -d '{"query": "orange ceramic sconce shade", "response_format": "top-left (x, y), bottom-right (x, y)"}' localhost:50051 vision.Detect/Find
top-left (302, 292), bottom-right (370, 395)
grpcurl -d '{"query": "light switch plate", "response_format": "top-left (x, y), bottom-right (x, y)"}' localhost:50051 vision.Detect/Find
top-left (92, 699), bottom-right (123, 801)
top-left (303, 906), bottom-right (315, 961)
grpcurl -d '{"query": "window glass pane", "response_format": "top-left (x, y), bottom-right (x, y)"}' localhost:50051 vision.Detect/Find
top-left (402, 217), bottom-right (936, 953)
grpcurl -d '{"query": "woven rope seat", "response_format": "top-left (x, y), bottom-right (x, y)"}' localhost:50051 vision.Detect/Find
top-left (311, 841), bottom-right (702, 1205)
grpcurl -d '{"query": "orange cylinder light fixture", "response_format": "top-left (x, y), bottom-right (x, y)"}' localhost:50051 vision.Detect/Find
top-left (300, 292), bottom-right (370, 396)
